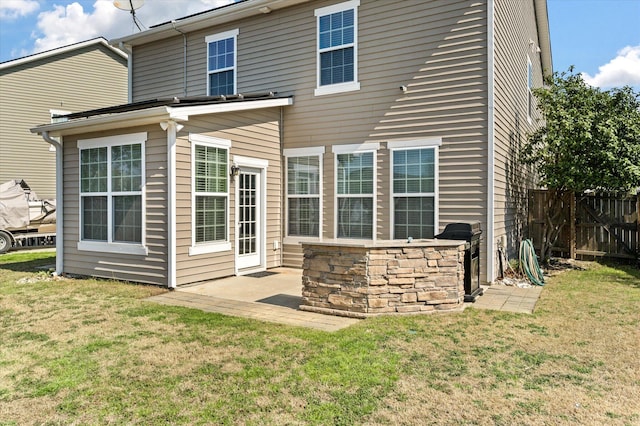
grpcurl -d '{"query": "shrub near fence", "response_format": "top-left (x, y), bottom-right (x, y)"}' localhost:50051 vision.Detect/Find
top-left (528, 190), bottom-right (639, 261)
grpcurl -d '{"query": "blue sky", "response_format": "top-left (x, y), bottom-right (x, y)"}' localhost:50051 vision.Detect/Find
top-left (1, 0), bottom-right (639, 90)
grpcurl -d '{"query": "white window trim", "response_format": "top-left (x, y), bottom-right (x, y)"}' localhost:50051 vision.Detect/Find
top-left (333, 142), bottom-right (377, 240)
top-left (283, 146), bottom-right (325, 243)
top-left (314, 0), bottom-right (360, 97)
top-left (77, 132), bottom-right (148, 256)
top-left (206, 29), bottom-right (239, 96)
top-left (388, 140), bottom-right (441, 240)
top-left (189, 134), bottom-right (232, 256)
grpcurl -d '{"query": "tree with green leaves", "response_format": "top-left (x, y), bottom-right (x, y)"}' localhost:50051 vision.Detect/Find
top-left (522, 68), bottom-right (640, 262)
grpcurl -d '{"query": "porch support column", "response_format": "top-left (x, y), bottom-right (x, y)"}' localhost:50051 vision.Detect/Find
top-left (161, 120), bottom-right (183, 288)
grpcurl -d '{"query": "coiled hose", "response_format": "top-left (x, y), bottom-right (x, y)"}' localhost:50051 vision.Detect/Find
top-left (519, 239), bottom-right (545, 286)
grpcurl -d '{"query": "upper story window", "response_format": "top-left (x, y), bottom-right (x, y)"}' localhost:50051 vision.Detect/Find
top-left (189, 134), bottom-right (231, 255)
top-left (388, 139), bottom-right (442, 240)
top-left (332, 142), bottom-right (378, 239)
top-left (314, 0), bottom-right (360, 96)
top-left (206, 29), bottom-right (238, 96)
top-left (527, 56), bottom-right (534, 122)
top-left (284, 147), bottom-right (324, 239)
top-left (77, 132), bottom-right (147, 256)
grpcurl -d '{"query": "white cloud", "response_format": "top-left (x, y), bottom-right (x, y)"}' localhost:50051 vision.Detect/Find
top-left (0, 0), bottom-right (39, 20)
top-left (582, 45), bottom-right (640, 89)
top-left (31, 0), bottom-right (235, 54)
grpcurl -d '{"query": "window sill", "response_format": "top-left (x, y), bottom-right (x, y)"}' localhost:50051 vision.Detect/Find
top-left (314, 81), bottom-right (360, 97)
top-left (283, 236), bottom-right (322, 245)
top-left (77, 241), bottom-right (148, 256)
top-left (189, 242), bottom-right (232, 256)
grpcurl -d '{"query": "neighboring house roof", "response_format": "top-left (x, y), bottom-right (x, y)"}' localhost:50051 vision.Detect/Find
top-left (31, 93), bottom-right (293, 137)
top-left (111, 0), bottom-right (310, 47)
top-left (0, 37), bottom-right (127, 70)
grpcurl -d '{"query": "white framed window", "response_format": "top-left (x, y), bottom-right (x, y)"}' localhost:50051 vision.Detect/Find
top-left (388, 139), bottom-right (441, 240)
top-left (189, 134), bottom-right (231, 256)
top-left (314, 0), bottom-right (360, 96)
top-left (77, 132), bottom-right (147, 256)
top-left (206, 29), bottom-right (239, 96)
top-left (527, 56), bottom-right (533, 123)
top-left (332, 142), bottom-right (378, 239)
top-left (283, 147), bottom-right (324, 240)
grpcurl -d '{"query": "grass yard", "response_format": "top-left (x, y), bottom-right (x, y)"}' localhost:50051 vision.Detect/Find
top-left (1, 251), bottom-right (639, 425)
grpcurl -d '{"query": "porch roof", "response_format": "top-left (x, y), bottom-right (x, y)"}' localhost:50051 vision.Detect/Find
top-left (30, 93), bottom-right (293, 138)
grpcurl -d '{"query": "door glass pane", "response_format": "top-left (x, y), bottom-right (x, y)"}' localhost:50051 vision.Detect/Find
top-left (238, 173), bottom-right (257, 255)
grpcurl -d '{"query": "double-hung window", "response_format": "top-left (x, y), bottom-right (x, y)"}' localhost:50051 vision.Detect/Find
top-left (389, 139), bottom-right (441, 240)
top-left (315, 0), bottom-right (360, 96)
top-left (206, 29), bottom-right (238, 96)
top-left (333, 143), bottom-right (378, 239)
top-left (284, 147), bottom-right (324, 239)
top-left (190, 134), bottom-right (231, 255)
top-left (78, 132), bottom-right (146, 255)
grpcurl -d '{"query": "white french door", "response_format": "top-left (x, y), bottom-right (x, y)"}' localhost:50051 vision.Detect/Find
top-left (236, 169), bottom-right (261, 270)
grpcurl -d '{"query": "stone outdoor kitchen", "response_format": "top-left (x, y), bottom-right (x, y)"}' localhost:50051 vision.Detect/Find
top-left (300, 240), bottom-right (469, 318)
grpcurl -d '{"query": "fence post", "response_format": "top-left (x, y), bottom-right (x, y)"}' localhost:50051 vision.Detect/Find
top-left (570, 192), bottom-right (576, 259)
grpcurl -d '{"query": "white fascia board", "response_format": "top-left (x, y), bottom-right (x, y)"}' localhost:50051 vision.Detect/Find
top-left (30, 106), bottom-right (173, 137)
top-left (0, 38), bottom-right (126, 70)
top-left (110, 0), bottom-right (310, 47)
top-left (167, 97), bottom-right (293, 120)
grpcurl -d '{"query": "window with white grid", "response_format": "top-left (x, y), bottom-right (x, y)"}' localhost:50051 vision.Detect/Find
top-left (333, 143), bottom-right (377, 239)
top-left (206, 29), bottom-right (238, 96)
top-left (389, 139), bottom-right (441, 240)
top-left (284, 148), bottom-right (323, 238)
top-left (314, 0), bottom-right (360, 96)
top-left (78, 133), bottom-right (146, 254)
top-left (190, 134), bottom-right (231, 255)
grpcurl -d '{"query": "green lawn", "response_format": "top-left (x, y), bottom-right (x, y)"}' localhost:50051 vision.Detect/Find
top-left (1, 251), bottom-right (639, 425)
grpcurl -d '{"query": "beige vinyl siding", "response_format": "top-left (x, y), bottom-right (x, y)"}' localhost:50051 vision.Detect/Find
top-left (61, 126), bottom-right (168, 285)
top-left (131, 0), bottom-right (489, 277)
top-left (174, 108), bottom-right (282, 285)
top-left (282, 1), bottom-right (489, 270)
top-left (0, 46), bottom-right (127, 199)
top-left (493, 0), bottom-right (543, 263)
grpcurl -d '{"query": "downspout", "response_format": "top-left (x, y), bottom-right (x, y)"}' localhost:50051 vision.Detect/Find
top-left (41, 131), bottom-right (63, 276)
top-left (171, 21), bottom-right (188, 97)
top-left (279, 106), bottom-right (284, 267)
top-left (160, 120), bottom-right (183, 288)
top-left (118, 42), bottom-right (133, 103)
top-left (486, 0), bottom-right (496, 284)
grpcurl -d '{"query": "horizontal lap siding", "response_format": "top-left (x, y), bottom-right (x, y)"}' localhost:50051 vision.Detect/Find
top-left (0, 46), bottom-right (127, 199)
top-left (62, 126), bottom-right (168, 285)
top-left (493, 0), bottom-right (543, 263)
top-left (174, 109), bottom-right (282, 286)
top-left (283, 1), bottom-right (489, 268)
top-left (131, 1), bottom-right (489, 277)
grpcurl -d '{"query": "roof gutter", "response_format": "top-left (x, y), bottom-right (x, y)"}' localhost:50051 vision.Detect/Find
top-left (533, 0), bottom-right (553, 75)
top-left (110, 0), bottom-right (310, 47)
top-left (41, 131), bottom-right (64, 277)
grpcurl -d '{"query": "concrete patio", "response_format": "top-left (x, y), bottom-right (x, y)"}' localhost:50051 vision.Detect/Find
top-left (145, 268), bottom-right (543, 331)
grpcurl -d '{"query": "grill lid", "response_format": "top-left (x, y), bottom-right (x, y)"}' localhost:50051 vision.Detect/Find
top-left (434, 221), bottom-right (482, 240)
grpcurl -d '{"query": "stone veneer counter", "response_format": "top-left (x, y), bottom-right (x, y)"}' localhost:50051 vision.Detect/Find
top-left (300, 239), bottom-right (467, 318)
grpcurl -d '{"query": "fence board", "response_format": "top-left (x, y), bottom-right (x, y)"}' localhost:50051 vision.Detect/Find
top-left (528, 190), bottom-right (639, 261)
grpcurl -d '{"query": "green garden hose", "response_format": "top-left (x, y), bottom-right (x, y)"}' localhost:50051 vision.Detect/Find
top-left (519, 239), bottom-right (545, 286)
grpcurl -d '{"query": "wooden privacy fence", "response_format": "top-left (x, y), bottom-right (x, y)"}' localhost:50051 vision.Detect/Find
top-left (528, 190), bottom-right (639, 261)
